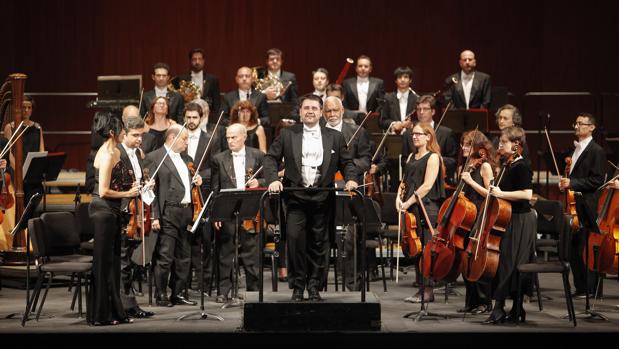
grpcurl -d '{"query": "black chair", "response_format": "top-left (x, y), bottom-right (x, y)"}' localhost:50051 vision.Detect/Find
top-left (23, 216), bottom-right (92, 326)
top-left (75, 202), bottom-right (94, 255)
top-left (516, 200), bottom-right (577, 327)
top-left (380, 192), bottom-right (401, 279)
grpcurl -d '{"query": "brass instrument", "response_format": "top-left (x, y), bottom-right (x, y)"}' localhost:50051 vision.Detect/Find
top-left (251, 66), bottom-right (285, 96)
top-left (168, 78), bottom-right (201, 103)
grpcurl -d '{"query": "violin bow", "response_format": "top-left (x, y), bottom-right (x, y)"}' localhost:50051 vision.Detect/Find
top-left (244, 165), bottom-right (263, 186)
top-left (543, 127), bottom-right (563, 178)
top-left (148, 122), bottom-right (188, 180)
top-left (0, 121), bottom-right (29, 159)
top-left (346, 110), bottom-right (373, 148)
top-left (137, 87), bottom-right (144, 118)
top-left (193, 110), bottom-right (224, 181)
top-left (434, 100), bottom-right (452, 131)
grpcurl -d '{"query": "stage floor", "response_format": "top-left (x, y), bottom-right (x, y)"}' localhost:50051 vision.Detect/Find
top-left (1, 267), bottom-right (619, 341)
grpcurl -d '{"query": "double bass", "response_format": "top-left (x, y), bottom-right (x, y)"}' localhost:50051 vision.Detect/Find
top-left (591, 170), bottom-right (619, 273)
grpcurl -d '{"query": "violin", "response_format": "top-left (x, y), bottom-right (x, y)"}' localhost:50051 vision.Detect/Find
top-left (243, 167), bottom-right (261, 232)
top-left (188, 162), bottom-right (204, 222)
top-left (460, 150), bottom-right (514, 282)
top-left (364, 170), bottom-right (383, 206)
top-left (398, 181), bottom-right (421, 258)
top-left (0, 166), bottom-right (14, 210)
top-left (125, 168), bottom-right (152, 242)
top-left (564, 157), bottom-right (580, 231)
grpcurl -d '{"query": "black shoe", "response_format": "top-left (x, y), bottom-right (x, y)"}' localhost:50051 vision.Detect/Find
top-left (505, 306), bottom-right (526, 323)
top-left (308, 288), bottom-right (322, 302)
top-left (278, 276), bottom-right (288, 282)
top-left (482, 308), bottom-right (506, 325)
top-left (127, 307), bottom-right (155, 318)
top-left (170, 295), bottom-right (197, 306)
top-left (155, 295), bottom-right (173, 307)
top-left (291, 288), bottom-right (304, 302)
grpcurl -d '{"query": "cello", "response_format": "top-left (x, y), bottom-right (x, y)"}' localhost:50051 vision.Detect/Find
top-left (591, 171), bottom-right (619, 273)
top-left (395, 180), bottom-right (421, 283)
top-left (461, 151), bottom-right (514, 283)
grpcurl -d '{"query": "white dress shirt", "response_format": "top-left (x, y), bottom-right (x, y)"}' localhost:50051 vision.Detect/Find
top-left (164, 145), bottom-right (191, 204)
top-left (231, 147), bottom-right (246, 189)
top-left (121, 143), bottom-right (142, 181)
top-left (187, 128), bottom-right (201, 161)
top-left (301, 124), bottom-right (323, 187)
top-left (357, 77), bottom-right (369, 112)
top-left (325, 120), bottom-right (343, 133)
top-left (570, 136), bottom-right (592, 175)
top-left (313, 90), bottom-right (326, 103)
top-left (155, 86), bottom-right (168, 98)
top-left (460, 71), bottom-right (475, 109)
top-left (239, 89), bottom-right (250, 102)
top-left (396, 89), bottom-right (409, 121)
top-left (191, 70), bottom-right (203, 96)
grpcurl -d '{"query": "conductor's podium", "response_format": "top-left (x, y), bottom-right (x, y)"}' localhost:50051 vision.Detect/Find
top-left (243, 291), bottom-right (381, 331)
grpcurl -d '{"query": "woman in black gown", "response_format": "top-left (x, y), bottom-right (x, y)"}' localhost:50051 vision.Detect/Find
top-left (88, 112), bottom-right (140, 326)
top-left (230, 100), bottom-right (267, 153)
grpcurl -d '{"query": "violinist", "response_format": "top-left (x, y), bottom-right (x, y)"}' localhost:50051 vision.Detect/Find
top-left (117, 116), bottom-right (155, 319)
top-left (559, 113), bottom-right (606, 299)
top-left (398, 122), bottom-right (445, 303)
top-left (145, 125), bottom-right (201, 307)
top-left (323, 96), bottom-right (371, 291)
top-left (458, 131), bottom-right (497, 314)
top-left (211, 123), bottom-right (265, 303)
top-left (483, 126), bottom-right (535, 324)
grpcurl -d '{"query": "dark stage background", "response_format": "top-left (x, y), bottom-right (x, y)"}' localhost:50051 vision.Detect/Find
top-left (1, 0), bottom-right (618, 175)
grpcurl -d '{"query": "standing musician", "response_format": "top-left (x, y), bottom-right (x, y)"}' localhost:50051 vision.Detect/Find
top-left (341, 55), bottom-right (385, 124)
top-left (211, 123), bottom-right (265, 303)
top-left (398, 122), bottom-right (445, 303)
top-left (492, 104), bottom-right (530, 167)
top-left (222, 67), bottom-right (270, 128)
top-left (141, 96), bottom-right (178, 154)
top-left (559, 113), bottom-right (606, 298)
top-left (139, 62), bottom-right (184, 123)
top-left (402, 95), bottom-right (458, 187)
top-left (145, 125), bottom-right (201, 307)
top-left (174, 48), bottom-right (222, 117)
top-left (311, 68), bottom-right (329, 104)
top-left (183, 102), bottom-right (226, 295)
top-left (265, 94), bottom-right (358, 302)
top-left (484, 126), bottom-right (535, 324)
top-left (88, 112), bottom-right (139, 326)
top-left (443, 49), bottom-right (492, 110)
top-left (458, 131), bottom-right (497, 314)
top-left (117, 116), bottom-right (155, 319)
top-left (262, 48), bottom-right (298, 105)
top-left (323, 96), bottom-right (371, 291)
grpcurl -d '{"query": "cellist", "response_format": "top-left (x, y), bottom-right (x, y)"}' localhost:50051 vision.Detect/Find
top-left (117, 111), bottom-right (155, 319)
top-left (397, 122), bottom-right (445, 303)
top-left (458, 131), bottom-right (497, 315)
top-left (483, 126), bottom-right (536, 324)
top-left (558, 113), bottom-right (606, 299)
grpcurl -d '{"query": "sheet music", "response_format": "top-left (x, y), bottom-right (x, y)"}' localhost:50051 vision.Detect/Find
top-left (22, 151), bottom-right (48, 180)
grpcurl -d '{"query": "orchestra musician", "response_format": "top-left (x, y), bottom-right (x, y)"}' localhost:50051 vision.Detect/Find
top-left (174, 48), bottom-right (221, 118)
top-left (492, 104), bottom-right (530, 167)
top-left (117, 115), bottom-right (155, 319)
top-left (211, 123), bottom-right (266, 303)
top-left (322, 96), bottom-right (371, 291)
top-left (398, 122), bottom-right (445, 304)
top-left (145, 124), bottom-right (201, 307)
top-left (265, 94), bottom-right (358, 302)
top-left (88, 112), bottom-right (139, 326)
top-left (222, 67), bottom-right (270, 127)
top-left (559, 113), bottom-right (606, 299)
top-left (141, 96), bottom-right (178, 154)
top-left (139, 62), bottom-right (184, 123)
top-left (458, 131), bottom-right (497, 314)
top-left (311, 68), bottom-right (329, 104)
top-left (230, 100), bottom-right (267, 153)
top-left (443, 50), bottom-right (492, 110)
top-left (341, 55), bottom-right (385, 124)
top-left (325, 83), bottom-right (358, 123)
top-left (483, 126), bottom-right (535, 324)
top-left (262, 48), bottom-right (298, 105)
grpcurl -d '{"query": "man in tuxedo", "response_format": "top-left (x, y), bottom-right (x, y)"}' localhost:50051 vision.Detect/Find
top-left (401, 95), bottom-right (458, 187)
top-left (140, 62), bottom-right (184, 123)
top-left (265, 94), bottom-right (358, 301)
top-left (444, 50), bottom-right (492, 109)
top-left (146, 125), bottom-right (201, 307)
top-left (262, 48), bottom-right (298, 105)
top-left (559, 113), bottom-right (606, 298)
top-left (492, 104), bottom-right (531, 166)
top-left (326, 83), bottom-right (358, 123)
top-left (174, 48), bottom-right (221, 120)
top-left (222, 67), bottom-right (270, 127)
top-left (380, 66), bottom-right (418, 191)
top-left (311, 68), bottom-right (329, 104)
top-left (117, 116), bottom-right (155, 318)
top-left (211, 123), bottom-right (265, 302)
top-left (342, 55), bottom-right (385, 124)
top-left (323, 96), bottom-right (372, 290)
top-left (183, 102), bottom-right (226, 296)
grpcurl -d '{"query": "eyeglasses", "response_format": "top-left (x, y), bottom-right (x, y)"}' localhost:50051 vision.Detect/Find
top-left (572, 122), bottom-right (593, 128)
top-left (411, 132), bottom-right (427, 137)
top-left (416, 107), bottom-right (432, 112)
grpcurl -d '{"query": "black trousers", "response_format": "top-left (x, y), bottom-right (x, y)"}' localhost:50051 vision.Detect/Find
top-left (153, 206), bottom-right (193, 298)
top-left (119, 234), bottom-right (140, 310)
top-left (217, 222), bottom-right (259, 297)
top-left (286, 198), bottom-right (329, 291)
top-left (189, 223), bottom-right (214, 290)
top-left (570, 228), bottom-right (599, 294)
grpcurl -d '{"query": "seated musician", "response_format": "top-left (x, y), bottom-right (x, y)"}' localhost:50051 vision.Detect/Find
top-left (139, 62), bottom-right (184, 123)
top-left (484, 126), bottom-right (535, 324)
top-left (211, 123), bottom-right (265, 303)
top-left (221, 67), bottom-right (270, 127)
top-left (326, 83), bottom-right (358, 123)
top-left (458, 131), bottom-right (497, 314)
top-left (398, 122), bottom-right (445, 303)
top-left (559, 113), bottom-right (606, 299)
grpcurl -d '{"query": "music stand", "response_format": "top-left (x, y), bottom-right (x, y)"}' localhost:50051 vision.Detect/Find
top-left (211, 188), bottom-right (264, 309)
top-left (268, 102), bottom-right (297, 124)
top-left (440, 109), bottom-right (489, 133)
top-left (177, 192), bottom-right (223, 321)
top-left (4, 193), bottom-right (43, 323)
top-left (23, 152), bottom-right (66, 211)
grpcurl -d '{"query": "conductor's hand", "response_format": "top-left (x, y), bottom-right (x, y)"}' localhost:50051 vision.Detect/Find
top-left (268, 181), bottom-right (283, 193)
top-left (192, 174), bottom-right (202, 186)
top-left (0, 159), bottom-right (6, 170)
top-left (344, 180), bottom-right (358, 191)
top-left (152, 219), bottom-right (161, 231)
top-left (246, 178), bottom-right (259, 188)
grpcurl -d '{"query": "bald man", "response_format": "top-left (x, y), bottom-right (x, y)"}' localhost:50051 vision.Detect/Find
top-left (210, 123), bottom-right (265, 303)
top-left (444, 50), bottom-right (492, 109)
top-left (221, 66), bottom-right (270, 127)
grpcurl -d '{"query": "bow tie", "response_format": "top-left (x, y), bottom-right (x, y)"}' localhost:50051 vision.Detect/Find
top-left (574, 141), bottom-right (580, 148)
top-left (304, 127), bottom-right (320, 138)
top-left (232, 152), bottom-right (244, 157)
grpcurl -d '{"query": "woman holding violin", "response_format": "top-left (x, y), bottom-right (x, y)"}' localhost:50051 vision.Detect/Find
top-left (483, 126), bottom-right (535, 324)
top-left (88, 112), bottom-right (140, 326)
top-left (458, 131), bottom-right (497, 314)
top-left (397, 122), bottom-right (445, 303)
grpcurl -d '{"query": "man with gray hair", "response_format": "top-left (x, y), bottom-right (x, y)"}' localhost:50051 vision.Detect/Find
top-left (492, 104), bottom-right (530, 164)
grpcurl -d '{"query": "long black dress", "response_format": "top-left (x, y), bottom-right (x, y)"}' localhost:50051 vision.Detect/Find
top-left (88, 160), bottom-right (130, 325)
